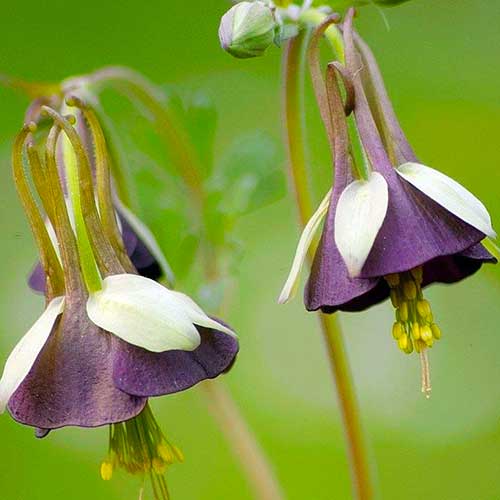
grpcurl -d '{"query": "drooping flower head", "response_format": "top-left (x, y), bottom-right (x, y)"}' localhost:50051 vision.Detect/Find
top-left (279, 11), bottom-right (496, 395)
top-left (0, 96), bottom-right (239, 496)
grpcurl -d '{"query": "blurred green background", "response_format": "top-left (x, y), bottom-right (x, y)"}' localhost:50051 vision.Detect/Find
top-left (1, 0), bottom-right (500, 499)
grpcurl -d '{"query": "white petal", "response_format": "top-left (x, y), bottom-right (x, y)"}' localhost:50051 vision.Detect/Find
top-left (168, 290), bottom-right (237, 338)
top-left (114, 199), bottom-right (175, 285)
top-left (0, 297), bottom-right (65, 413)
top-left (397, 162), bottom-right (496, 238)
top-left (87, 274), bottom-right (201, 353)
top-left (278, 189), bottom-right (332, 304)
top-left (335, 172), bottom-right (389, 277)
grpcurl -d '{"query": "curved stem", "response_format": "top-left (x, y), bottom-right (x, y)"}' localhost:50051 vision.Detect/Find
top-left (283, 33), bottom-right (374, 500)
top-left (81, 66), bottom-right (205, 209)
top-left (201, 381), bottom-right (284, 500)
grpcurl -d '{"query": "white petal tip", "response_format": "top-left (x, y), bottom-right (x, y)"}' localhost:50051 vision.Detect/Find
top-left (278, 189), bottom-right (332, 308)
top-left (397, 162), bottom-right (495, 238)
top-left (277, 287), bottom-right (292, 305)
top-left (87, 275), bottom-right (202, 353)
top-left (335, 173), bottom-right (389, 278)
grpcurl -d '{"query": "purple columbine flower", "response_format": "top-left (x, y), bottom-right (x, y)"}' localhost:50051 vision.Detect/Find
top-left (279, 11), bottom-right (496, 395)
top-left (0, 100), bottom-right (239, 489)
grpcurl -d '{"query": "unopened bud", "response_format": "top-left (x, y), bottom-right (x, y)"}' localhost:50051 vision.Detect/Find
top-left (219, 1), bottom-right (277, 59)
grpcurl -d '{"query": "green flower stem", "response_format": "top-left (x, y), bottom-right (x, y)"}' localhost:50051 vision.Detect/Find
top-left (83, 66), bottom-right (205, 210)
top-left (283, 32), bottom-right (374, 500)
top-left (201, 380), bottom-right (285, 500)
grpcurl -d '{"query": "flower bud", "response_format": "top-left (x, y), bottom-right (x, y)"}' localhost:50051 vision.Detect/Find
top-left (219, 1), bottom-right (277, 59)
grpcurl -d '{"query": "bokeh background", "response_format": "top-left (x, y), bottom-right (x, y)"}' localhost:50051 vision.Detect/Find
top-left (1, 0), bottom-right (500, 498)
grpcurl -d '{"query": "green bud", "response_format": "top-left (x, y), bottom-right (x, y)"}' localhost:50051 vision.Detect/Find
top-left (219, 1), bottom-right (278, 59)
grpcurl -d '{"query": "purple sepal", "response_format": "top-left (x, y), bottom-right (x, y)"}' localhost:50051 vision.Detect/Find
top-left (305, 12), bottom-right (496, 314)
top-left (8, 293), bottom-right (146, 430)
top-left (113, 325), bottom-right (239, 398)
top-left (358, 167), bottom-right (487, 279)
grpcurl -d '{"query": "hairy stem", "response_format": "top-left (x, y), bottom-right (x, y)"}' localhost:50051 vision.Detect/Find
top-left (283, 33), bottom-right (374, 500)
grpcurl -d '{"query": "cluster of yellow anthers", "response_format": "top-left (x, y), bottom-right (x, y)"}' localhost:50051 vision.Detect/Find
top-left (385, 267), bottom-right (442, 355)
top-left (100, 406), bottom-right (184, 484)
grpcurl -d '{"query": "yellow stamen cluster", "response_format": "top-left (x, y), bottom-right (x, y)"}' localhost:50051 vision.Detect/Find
top-left (385, 266), bottom-right (442, 397)
top-left (100, 404), bottom-right (183, 499)
top-left (385, 267), bottom-right (441, 354)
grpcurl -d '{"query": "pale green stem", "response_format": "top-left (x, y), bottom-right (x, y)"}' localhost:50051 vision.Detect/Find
top-left (283, 32), bottom-right (374, 500)
top-left (201, 381), bottom-right (284, 500)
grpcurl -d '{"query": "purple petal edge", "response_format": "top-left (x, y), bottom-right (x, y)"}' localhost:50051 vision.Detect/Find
top-left (113, 325), bottom-right (239, 398)
top-left (8, 294), bottom-right (146, 430)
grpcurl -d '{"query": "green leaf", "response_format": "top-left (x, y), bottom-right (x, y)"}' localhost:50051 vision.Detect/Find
top-left (213, 131), bottom-right (285, 217)
top-left (184, 93), bottom-right (218, 179)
